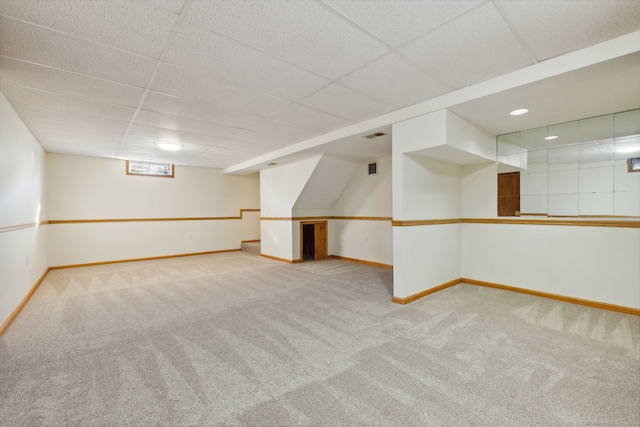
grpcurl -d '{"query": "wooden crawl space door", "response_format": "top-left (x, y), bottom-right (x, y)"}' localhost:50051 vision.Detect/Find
top-left (300, 221), bottom-right (327, 261)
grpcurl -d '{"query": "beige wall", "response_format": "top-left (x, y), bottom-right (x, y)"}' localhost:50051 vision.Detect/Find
top-left (47, 154), bottom-right (260, 266)
top-left (0, 92), bottom-right (49, 328)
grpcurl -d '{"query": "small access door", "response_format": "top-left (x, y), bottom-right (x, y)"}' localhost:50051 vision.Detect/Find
top-left (300, 221), bottom-right (327, 261)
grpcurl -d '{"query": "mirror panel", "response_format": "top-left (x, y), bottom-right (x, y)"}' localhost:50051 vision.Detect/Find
top-left (497, 109), bottom-right (640, 217)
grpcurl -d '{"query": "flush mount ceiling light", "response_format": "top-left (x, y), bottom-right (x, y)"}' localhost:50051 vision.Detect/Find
top-left (155, 141), bottom-right (183, 151)
top-left (509, 108), bottom-right (529, 116)
top-left (544, 135), bottom-right (558, 140)
top-left (610, 146), bottom-right (640, 153)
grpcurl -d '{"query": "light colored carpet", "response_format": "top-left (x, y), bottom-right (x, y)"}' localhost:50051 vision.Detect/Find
top-left (1, 252), bottom-right (638, 426)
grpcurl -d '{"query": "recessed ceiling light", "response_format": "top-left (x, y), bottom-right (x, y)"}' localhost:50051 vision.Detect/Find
top-left (544, 135), bottom-right (558, 140)
top-left (610, 146), bottom-right (640, 153)
top-left (509, 108), bottom-right (529, 116)
top-left (155, 141), bottom-right (183, 151)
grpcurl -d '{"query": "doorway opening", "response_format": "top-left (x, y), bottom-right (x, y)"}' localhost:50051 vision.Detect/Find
top-left (300, 221), bottom-right (327, 261)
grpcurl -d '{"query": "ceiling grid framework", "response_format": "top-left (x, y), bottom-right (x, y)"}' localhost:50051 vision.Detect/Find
top-left (0, 0), bottom-right (638, 172)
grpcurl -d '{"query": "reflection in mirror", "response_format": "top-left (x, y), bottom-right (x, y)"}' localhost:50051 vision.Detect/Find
top-left (497, 109), bottom-right (640, 218)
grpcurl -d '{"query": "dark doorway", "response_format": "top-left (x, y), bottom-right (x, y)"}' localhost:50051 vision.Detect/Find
top-left (302, 224), bottom-right (315, 260)
top-left (498, 172), bottom-right (521, 216)
top-left (300, 221), bottom-right (328, 261)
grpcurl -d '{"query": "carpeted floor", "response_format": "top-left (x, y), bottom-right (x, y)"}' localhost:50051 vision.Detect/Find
top-left (1, 252), bottom-right (638, 426)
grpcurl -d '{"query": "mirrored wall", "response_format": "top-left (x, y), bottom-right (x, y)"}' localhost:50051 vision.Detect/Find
top-left (497, 109), bottom-right (640, 217)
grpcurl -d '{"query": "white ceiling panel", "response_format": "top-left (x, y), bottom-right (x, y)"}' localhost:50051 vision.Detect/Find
top-left (0, 17), bottom-right (157, 88)
top-left (141, 91), bottom-right (263, 129)
top-left (231, 130), bottom-right (296, 148)
top-left (339, 52), bottom-right (452, 109)
top-left (299, 83), bottom-right (391, 122)
top-left (198, 147), bottom-right (258, 161)
top-left (247, 119), bottom-right (321, 141)
top-left (126, 124), bottom-right (226, 147)
top-left (0, 0), bottom-right (637, 171)
top-left (0, 57), bottom-right (145, 108)
top-left (214, 139), bottom-right (282, 154)
top-left (150, 64), bottom-right (291, 117)
top-left (30, 131), bottom-right (123, 149)
top-left (324, 0), bottom-right (481, 48)
top-left (186, 0), bottom-right (389, 80)
top-left (400, 1), bottom-right (534, 89)
top-left (124, 140), bottom-right (210, 156)
top-left (14, 105), bottom-right (130, 134)
top-left (0, 0), bottom-right (179, 59)
top-left (40, 141), bottom-right (119, 158)
top-left (0, 84), bottom-right (136, 123)
top-left (163, 21), bottom-right (331, 101)
top-left (497, 0), bottom-right (640, 61)
top-left (266, 103), bottom-right (352, 133)
top-left (25, 121), bottom-right (124, 143)
top-left (134, 110), bottom-right (242, 140)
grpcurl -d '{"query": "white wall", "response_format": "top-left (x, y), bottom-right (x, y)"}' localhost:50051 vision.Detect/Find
top-left (461, 162), bottom-right (497, 218)
top-left (392, 154), bottom-right (462, 298)
top-left (462, 223), bottom-right (640, 308)
top-left (461, 157), bottom-right (640, 309)
top-left (0, 92), bottom-right (48, 328)
top-left (47, 154), bottom-right (260, 266)
top-left (329, 156), bottom-right (393, 265)
top-left (392, 111), bottom-right (464, 298)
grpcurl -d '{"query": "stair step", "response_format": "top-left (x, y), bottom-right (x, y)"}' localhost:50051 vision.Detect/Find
top-left (241, 241), bottom-right (261, 255)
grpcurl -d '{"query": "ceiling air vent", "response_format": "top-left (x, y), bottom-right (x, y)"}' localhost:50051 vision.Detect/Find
top-left (364, 132), bottom-right (386, 139)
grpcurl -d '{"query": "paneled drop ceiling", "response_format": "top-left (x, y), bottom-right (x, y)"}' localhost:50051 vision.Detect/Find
top-left (0, 0), bottom-right (639, 173)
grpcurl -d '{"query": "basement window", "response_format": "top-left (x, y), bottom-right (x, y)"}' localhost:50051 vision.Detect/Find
top-left (628, 157), bottom-right (640, 173)
top-left (126, 160), bottom-right (174, 178)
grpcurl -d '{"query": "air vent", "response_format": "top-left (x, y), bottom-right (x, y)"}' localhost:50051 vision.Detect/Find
top-left (368, 162), bottom-right (377, 175)
top-left (364, 132), bottom-right (386, 139)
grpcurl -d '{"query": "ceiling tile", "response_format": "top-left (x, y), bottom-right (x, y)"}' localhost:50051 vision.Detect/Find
top-left (14, 105), bottom-right (130, 134)
top-left (123, 139), bottom-right (210, 156)
top-left (134, 110), bottom-right (242, 139)
top-left (496, 0), bottom-right (640, 61)
top-left (126, 124), bottom-right (226, 147)
top-left (186, 0), bottom-right (389, 79)
top-left (231, 130), bottom-right (295, 147)
top-left (0, 0), bottom-right (179, 58)
top-left (324, 0), bottom-right (481, 47)
top-left (26, 120), bottom-right (124, 143)
top-left (142, 91), bottom-right (263, 129)
top-left (199, 147), bottom-right (257, 161)
top-left (247, 119), bottom-right (321, 141)
top-left (0, 84), bottom-right (136, 123)
top-left (35, 133), bottom-right (121, 149)
top-left (163, 21), bottom-right (331, 100)
top-left (400, 1), bottom-right (533, 89)
top-left (0, 57), bottom-right (145, 108)
top-left (299, 83), bottom-right (391, 122)
top-left (214, 139), bottom-right (279, 154)
top-left (339, 52), bottom-right (452, 109)
top-left (266, 103), bottom-right (352, 133)
top-left (0, 17), bottom-right (157, 87)
top-left (150, 64), bottom-right (290, 117)
top-left (41, 140), bottom-right (119, 157)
